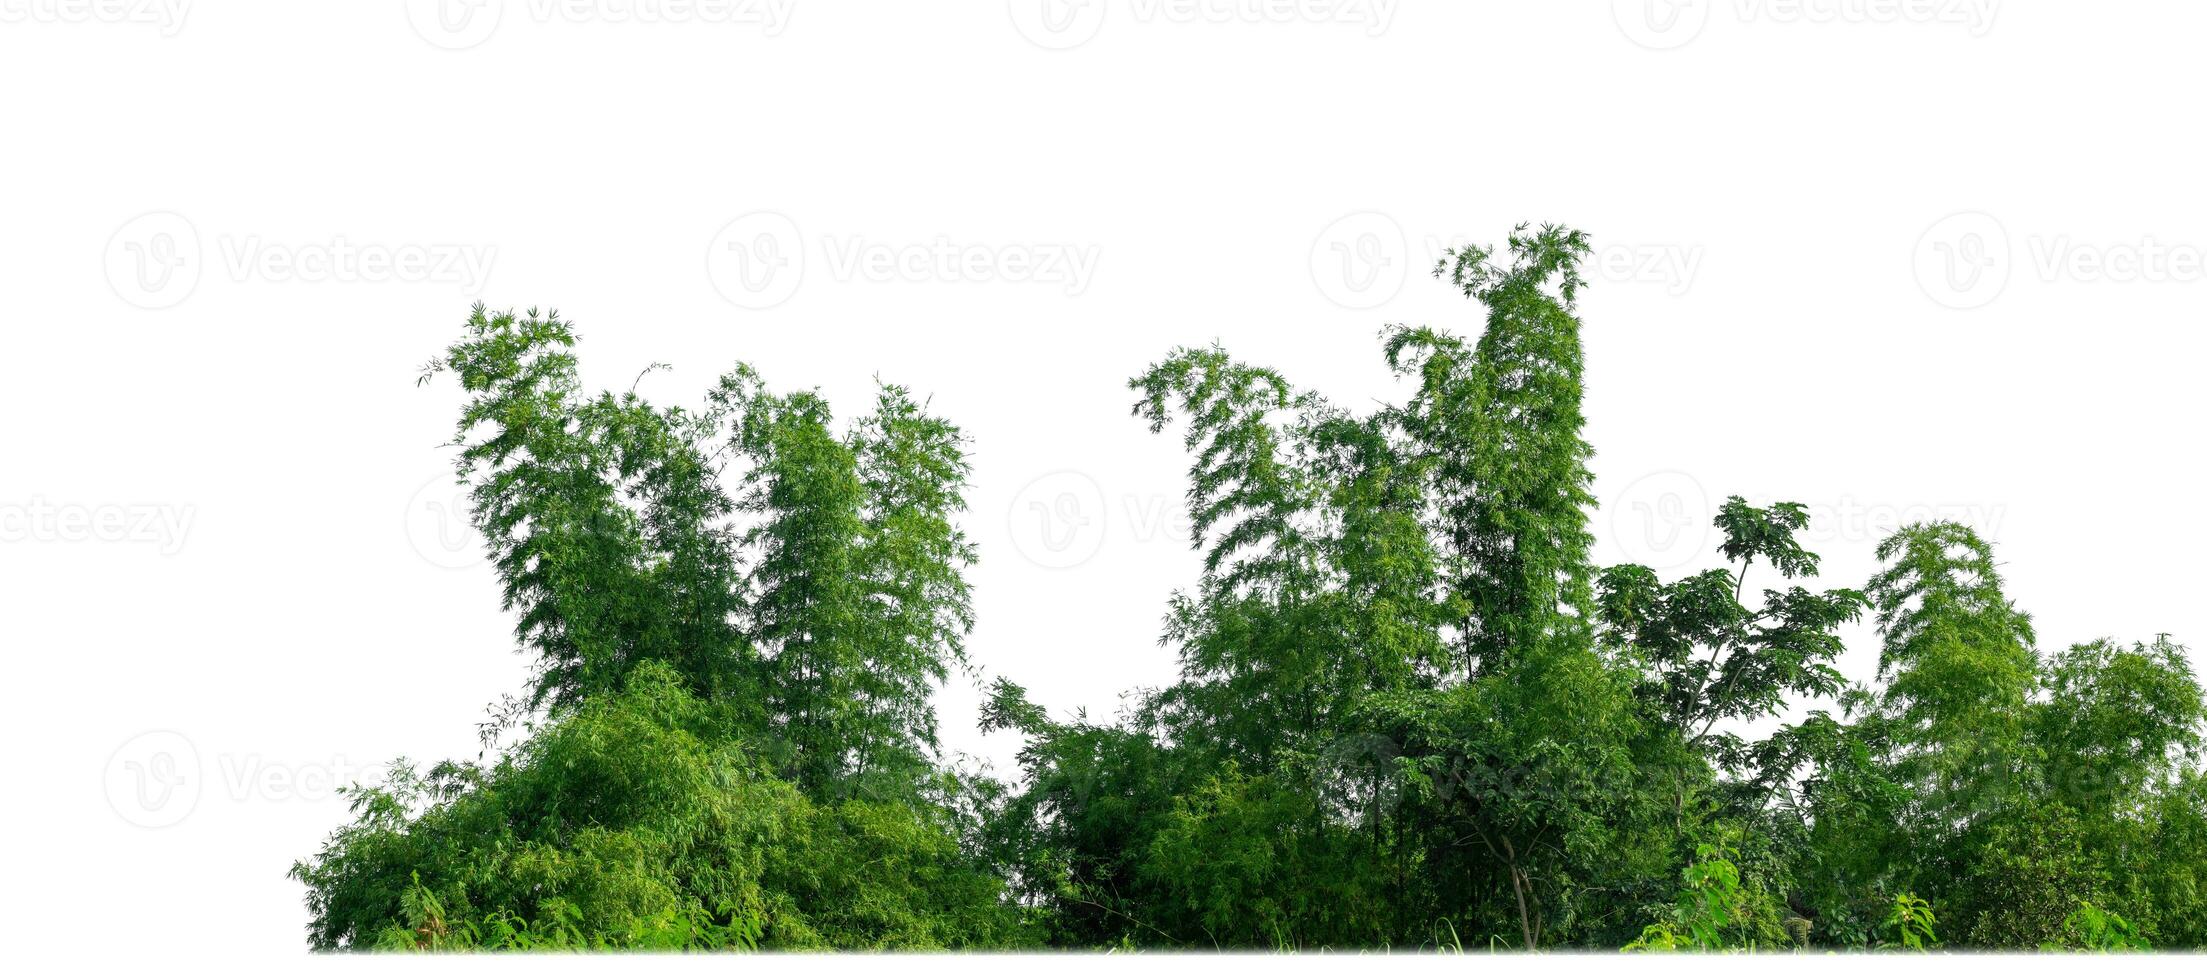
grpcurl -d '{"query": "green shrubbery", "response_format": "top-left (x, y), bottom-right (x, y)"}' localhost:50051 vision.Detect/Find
top-left (294, 664), bottom-right (1028, 950)
top-left (296, 226), bottom-right (2207, 951)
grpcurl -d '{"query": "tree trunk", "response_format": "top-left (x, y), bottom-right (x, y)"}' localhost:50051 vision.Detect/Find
top-left (1510, 866), bottom-right (1537, 950)
top-left (1502, 837), bottom-right (1538, 950)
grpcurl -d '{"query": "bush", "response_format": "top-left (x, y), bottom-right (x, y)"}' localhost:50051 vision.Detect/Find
top-left (292, 664), bottom-right (1032, 950)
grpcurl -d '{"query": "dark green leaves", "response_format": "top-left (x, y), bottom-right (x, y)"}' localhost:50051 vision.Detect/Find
top-left (1715, 496), bottom-right (1819, 580)
top-left (1596, 497), bottom-right (1864, 758)
top-left (300, 307), bottom-right (1013, 950)
top-left (315, 229), bottom-right (2207, 952)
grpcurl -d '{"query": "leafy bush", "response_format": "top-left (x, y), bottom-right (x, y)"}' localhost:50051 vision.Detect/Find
top-left (1623, 839), bottom-right (1790, 951)
top-left (293, 664), bottom-right (1031, 950)
top-left (302, 232), bottom-right (2207, 952)
top-left (1880, 893), bottom-right (1938, 951)
top-left (2044, 903), bottom-right (2148, 952)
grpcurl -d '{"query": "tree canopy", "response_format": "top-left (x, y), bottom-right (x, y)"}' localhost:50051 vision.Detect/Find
top-left (297, 229), bottom-right (2207, 952)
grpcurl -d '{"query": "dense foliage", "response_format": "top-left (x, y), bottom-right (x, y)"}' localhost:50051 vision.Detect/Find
top-left (297, 227), bottom-right (2207, 951)
top-left (294, 310), bottom-right (1024, 949)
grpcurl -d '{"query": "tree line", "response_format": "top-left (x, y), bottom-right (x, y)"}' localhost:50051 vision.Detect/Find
top-left (294, 225), bottom-right (2207, 951)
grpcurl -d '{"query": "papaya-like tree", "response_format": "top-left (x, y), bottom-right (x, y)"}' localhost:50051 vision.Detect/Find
top-left (1596, 497), bottom-right (1866, 772)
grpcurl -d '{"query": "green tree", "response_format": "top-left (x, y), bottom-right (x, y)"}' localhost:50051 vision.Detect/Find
top-left (1385, 223), bottom-right (1597, 676)
top-left (423, 307), bottom-right (752, 713)
top-left (313, 232), bottom-right (2207, 952)
top-left (1863, 521), bottom-right (2040, 827)
top-left (300, 307), bottom-right (1017, 949)
top-left (716, 369), bottom-right (979, 797)
top-left (992, 225), bottom-right (1682, 950)
top-left (1597, 496), bottom-right (1866, 768)
top-left (294, 664), bottom-right (1028, 950)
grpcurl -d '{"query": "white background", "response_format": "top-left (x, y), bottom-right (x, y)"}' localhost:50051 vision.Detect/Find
top-left (4, 0), bottom-right (2205, 969)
